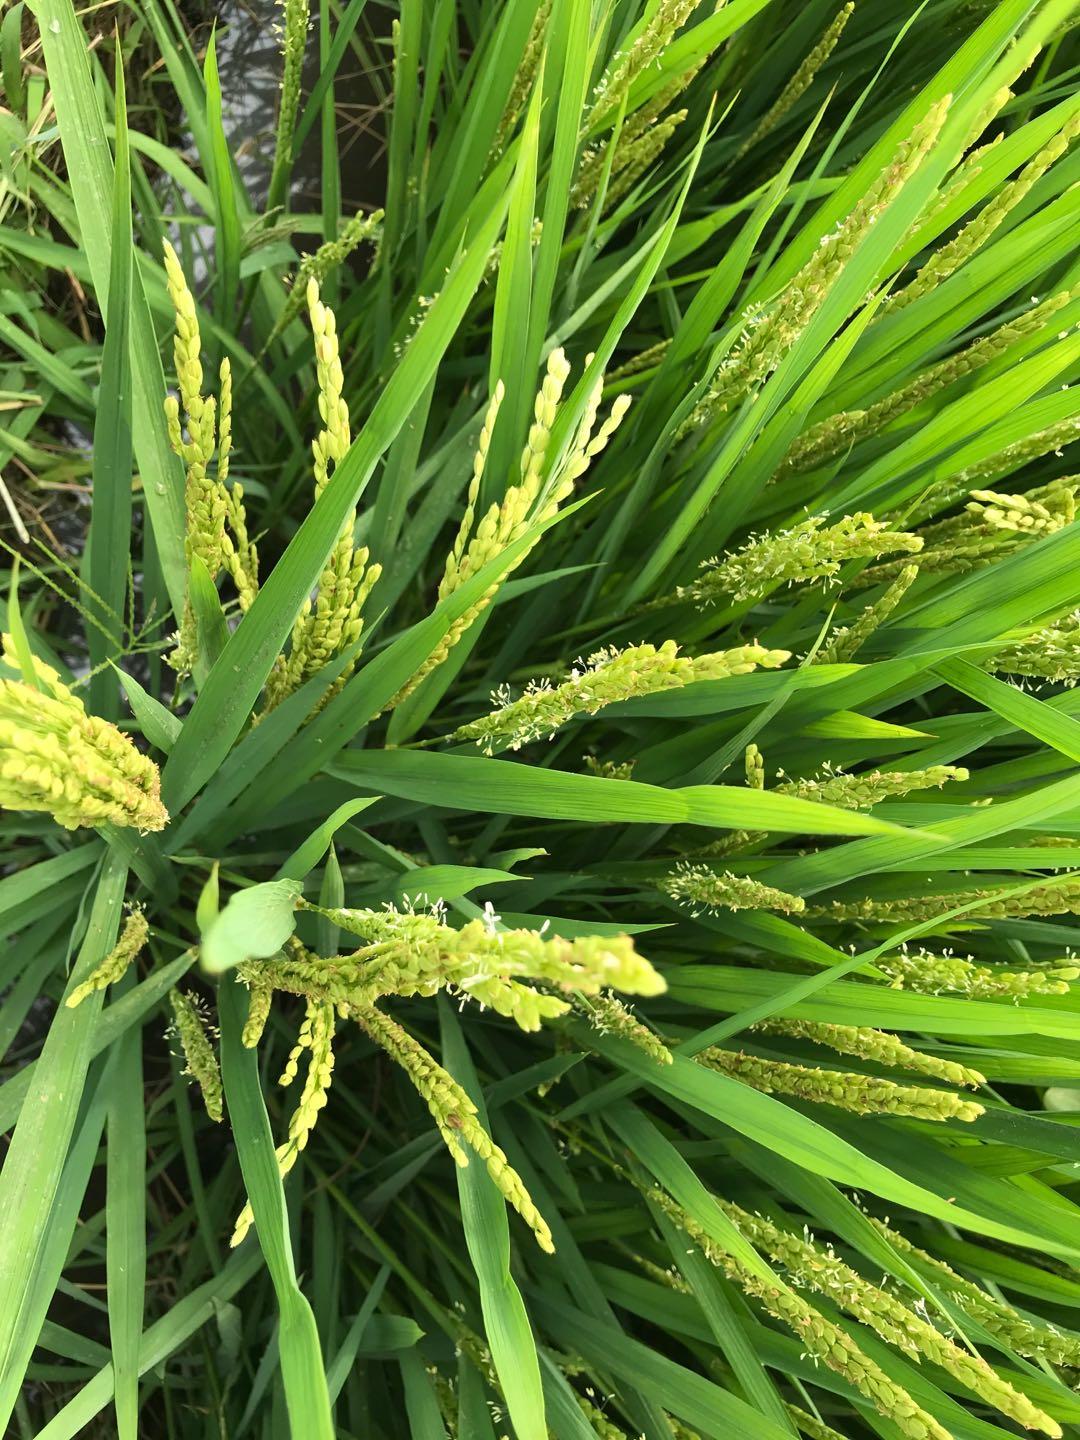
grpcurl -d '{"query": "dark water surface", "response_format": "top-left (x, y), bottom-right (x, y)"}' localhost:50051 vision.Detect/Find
top-left (185, 0), bottom-right (389, 213)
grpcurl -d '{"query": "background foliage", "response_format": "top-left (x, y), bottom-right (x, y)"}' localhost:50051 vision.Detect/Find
top-left (4, 0), bottom-right (1080, 1436)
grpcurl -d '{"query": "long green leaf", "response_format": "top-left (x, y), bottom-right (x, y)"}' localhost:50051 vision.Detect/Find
top-left (85, 55), bottom-right (133, 718)
top-left (331, 748), bottom-right (908, 836)
top-left (218, 976), bottom-right (334, 1440)
top-left (27, 0), bottom-right (187, 616)
top-left (105, 973), bottom-right (146, 1439)
top-left (439, 1000), bottom-right (547, 1440)
top-left (0, 850), bottom-right (128, 1428)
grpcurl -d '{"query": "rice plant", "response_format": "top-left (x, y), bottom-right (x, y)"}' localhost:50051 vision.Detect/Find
top-left (3, 0), bottom-right (1080, 1436)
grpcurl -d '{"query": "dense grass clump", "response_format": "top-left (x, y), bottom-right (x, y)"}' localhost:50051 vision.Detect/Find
top-left (3, 0), bottom-right (1080, 1436)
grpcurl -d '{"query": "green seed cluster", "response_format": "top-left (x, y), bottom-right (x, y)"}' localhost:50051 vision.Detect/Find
top-left (575, 60), bottom-right (702, 211)
top-left (483, 220), bottom-right (545, 281)
top-left (439, 382), bottom-right (506, 601)
top-left (603, 108), bottom-right (688, 212)
top-left (649, 1188), bottom-right (951, 1440)
top-left (727, 1201), bottom-right (1060, 1435)
top-left (575, 1393), bottom-right (628, 1440)
top-left (430, 1370), bottom-right (458, 1433)
top-left (682, 513), bottom-right (923, 606)
top-left (685, 98), bottom-right (950, 429)
top-left (745, 742), bottom-right (765, 789)
top-left (0, 635), bottom-right (167, 832)
top-left (267, 209), bottom-right (385, 349)
top-left (783, 291), bottom-right (1074, 475)
top-left (752, 1018), bottom-right (985, 1087)
top-left (214, 358), bottom-right (259, 612)
top-left (971, 480), bottom-right (1078, 537)
top-left (265, 280), bottom-right (382, 710)
top-left (587, 0), bottom-right (699, 128)
top-left (241, 978), bottom-right (274, 1050)
top-left (233, 902), bottom-right (664, 1250)
top-left (666, 1420), bottom-right (703, 1440)
top-left (878, 946), bottom-right (1079, 997)
top-left (163, 242), bottom-right (258, 674)
top-left (268, 0), bottom-right (310, 203)
top-left (777, 762), bottom-right (968, 810)
top-left (391, 350), bottom-right (631, 708)
top-left (816, 878), bottom-right (1080, 926)
top-left (608, 337), bottom-right (671, 380)
top-left (991, 608), bottom-right (1080, 684)
top-left (817, 563), bottom-right (920, 662)
top-left (249, 932), bottom-right (560, 1031)
top-left (700, 1047), bottom-right (984, 1122)
top-left (688, 752), bottom-right (962, 860)
top-left (663, 861), bottom-right (806, 915)
top-left (910, 425), bottom-right (1080, 530)
top-left (66, 911), bottom-right (149, 1008)
top-left (787, 1404), bottom-right (848, 1440)
top-left (869, 1217), bottom-right (1080, 1369)
top-left (683, 743), bottom-right (766, 857)
top-left (737, 4), bottom-right (854, 157)
top-left (282, 901), bottom-right (667, 1025)
top-left (936, 85), bottom-right (1012, 204)
top-left (454, 640), bottom-right (788, 753)
top-left (584, 755), bottom-right (637, 780)
top-left (889, 111), bottom-right (1080, 313)
top-left (493, 0), bottom-right (551, 152)
top-left (959, 420), bottom-right (1080, 494)
top-left (905, 473), bottom-right (1079, 574)
top-left (572, 992), bottom-right (672, 1065)
top-left (858, 482), bottom-right (1076, 593)
top-left (926, 130), bottom-right (1003, 224)
top-left (169, 989), bottom-right (223, 1124)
